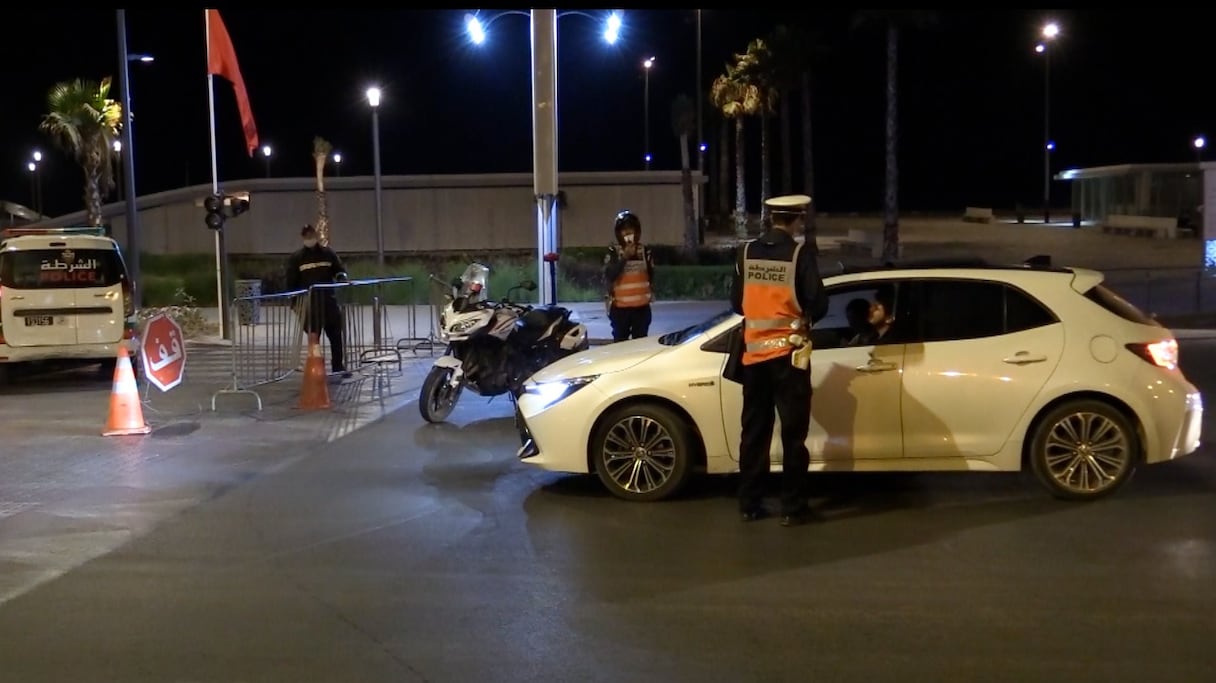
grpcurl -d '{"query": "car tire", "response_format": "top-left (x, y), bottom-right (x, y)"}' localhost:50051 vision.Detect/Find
top-left (591, 402), bottom-right (694, 502)
top-left (1028, 399), bottom-right (1139, 501)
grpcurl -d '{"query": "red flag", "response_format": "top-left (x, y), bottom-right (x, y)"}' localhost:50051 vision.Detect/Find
top-left (206, 9), bottom-right (259, 157)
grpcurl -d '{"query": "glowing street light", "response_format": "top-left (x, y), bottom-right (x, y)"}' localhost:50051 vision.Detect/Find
top-left (643, 56), bottom-right (655, 171)
top-left (332, 151), bottom-right (343, 177)
top-left (261, 144), bottom-right (272, 177)
top-left (32, 150), bottom-right (42, 162)
top-left (27, 162), bottom-right (36, 173)
top-left (1037, 20), bottom-right (1061, 224)
top-left (463, 9), bottom-right (625, 304)
top-left (604, 12), bottom-right (621, 44)
top-left (1195, 136), bottom-right (1206, 163)
top-left (367, 86), bottom-right (385, 273)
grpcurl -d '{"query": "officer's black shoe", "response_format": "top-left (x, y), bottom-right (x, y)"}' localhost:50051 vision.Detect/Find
top-left (740, 507), bottom-right (770, 523)
top-left (779, 509), bottom-right (816, 527)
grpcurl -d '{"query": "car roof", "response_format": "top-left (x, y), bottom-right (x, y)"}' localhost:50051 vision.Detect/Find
top-left (0, 234), bottom-right (120, 251)
top-left (821, 256), bottom-right (1095, 287)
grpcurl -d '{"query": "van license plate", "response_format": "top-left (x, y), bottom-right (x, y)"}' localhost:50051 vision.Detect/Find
top-left (25, 316), bottom-right (53, 327)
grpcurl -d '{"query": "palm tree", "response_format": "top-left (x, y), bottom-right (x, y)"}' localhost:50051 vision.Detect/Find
top-left (853, 10), bottom-right (938, 262)
top-left (312, 136), bottom-right (333, 246)
top-left (711, 68), bottom-right (760, 237)
top-left (768, 25), bottom-right (830, 233)
top-left (732, 39), bottom-right (780, 224)
top-left (670, 94), bottom-right (698, 252)
top-left (39, 77), bottom-right (122, 226)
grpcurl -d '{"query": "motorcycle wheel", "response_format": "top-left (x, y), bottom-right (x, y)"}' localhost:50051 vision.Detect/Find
top-left (419, 366), bottom-right (463, 423)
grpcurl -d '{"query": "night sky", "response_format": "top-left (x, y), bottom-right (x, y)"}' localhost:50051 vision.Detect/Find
top-left (3, 9), bottom-right (1209, 219)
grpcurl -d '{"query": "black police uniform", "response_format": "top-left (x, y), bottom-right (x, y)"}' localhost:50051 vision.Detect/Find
top-left (730, 225), bottom-right (828, 523)
top-left (286, 243), bottom-right (348, 373)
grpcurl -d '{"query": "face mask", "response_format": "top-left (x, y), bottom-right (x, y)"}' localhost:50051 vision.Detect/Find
top-left (303, 238), bottom-right (317, 248)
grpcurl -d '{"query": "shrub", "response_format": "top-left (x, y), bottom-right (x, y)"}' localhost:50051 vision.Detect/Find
top-left (138, 288), bottom-right (217, 339)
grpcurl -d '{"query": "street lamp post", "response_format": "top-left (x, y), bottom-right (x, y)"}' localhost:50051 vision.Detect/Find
top-left (643, 56), bottom-right (655, 171)
top-left (332, 152), bottom-right (343, 177)
top-left (27, 162), bottom-right (37, 214)
top-left (113, 140), bottom-right (124, 203)
top-left (1037, 21), bottom-right (1060, 224)
top-left (465, 9), bottom-right (622, 306)
top-left (367, 87), bottom-right (385, 275)
top-left (1195, 136), bottom-right (1206, 164)
top-left (115, 10), bottom-right (154, 306)
top-left (261, 144), bottom-right (272, 177)
top-left (30, 151), bottom-right (43, 216)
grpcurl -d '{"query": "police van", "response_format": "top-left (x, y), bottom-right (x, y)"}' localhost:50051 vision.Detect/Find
top-left (0, 227), bottom-right (137, 383)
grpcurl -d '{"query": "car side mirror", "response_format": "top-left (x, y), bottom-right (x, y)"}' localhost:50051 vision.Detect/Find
top-left (520, 280), bottom-right (537, 291)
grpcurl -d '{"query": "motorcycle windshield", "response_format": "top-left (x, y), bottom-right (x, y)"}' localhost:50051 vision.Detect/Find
top-left (460, 263), bottom-right (490, 300)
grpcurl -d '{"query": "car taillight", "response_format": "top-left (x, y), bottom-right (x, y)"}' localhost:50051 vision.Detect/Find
top-left (1127, 339), bottom-right (1178, 370)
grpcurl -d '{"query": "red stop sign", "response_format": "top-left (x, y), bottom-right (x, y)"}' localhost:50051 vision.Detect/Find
top-left (141, 314), bottom-right (187, 392)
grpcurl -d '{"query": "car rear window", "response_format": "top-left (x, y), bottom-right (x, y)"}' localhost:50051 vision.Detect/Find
top-left (0, 248), bottom-right (125, 290)
top-left (1084, 283), bottom-right (1161, 327)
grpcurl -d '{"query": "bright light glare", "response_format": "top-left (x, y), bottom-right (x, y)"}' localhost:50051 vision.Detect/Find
top-left (113, 140), bottom-right (122, 152)
top-left (604, 12), bottom-right (621, 44)
top-left (1042, 22), bottom-right (1060, 39)
top-left (1195, 137), bottom-right (1206, 150)
top-left (1047, 141), bottom-right (1056, 151)
top-left (643, 56), bottom-right (655, 69)
top-left (1035, 43), bottom-right (1045, 53)
top-left (32, 150), bottom-right (42, 162)
top-left (699, 143), bottom-right (707, 152)
top-left (262, 145), bottom-right (272, 157)
top-left (27, 162), bottom-right (36, 172)
top-left (644, 154), bottom-right (652, 162)
top-left (333, 152), bottom-right (343, 163)
top-left (466, 14), bottom-right (486, 45)
top-left (139, 55), bottom-right (154, 62)
top-left (366, 86), bottom-right (382, 108)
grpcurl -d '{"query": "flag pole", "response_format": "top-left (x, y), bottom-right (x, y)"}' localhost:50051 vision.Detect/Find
top-left (205, 9), bottom-right (231, 341)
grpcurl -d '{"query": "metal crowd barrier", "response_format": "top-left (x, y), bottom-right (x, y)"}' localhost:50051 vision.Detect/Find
top-left (211, 275), bottom-right (419, 411)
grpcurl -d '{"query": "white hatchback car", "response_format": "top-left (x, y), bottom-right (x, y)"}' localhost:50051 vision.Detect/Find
top-left (0, 227), bottom-right (136, 383)
top-left (515, 259), bottom-right (1203, 502)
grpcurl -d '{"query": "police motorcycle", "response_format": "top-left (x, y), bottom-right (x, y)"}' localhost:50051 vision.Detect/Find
top-left (419, 262), bottom-right (590, 423)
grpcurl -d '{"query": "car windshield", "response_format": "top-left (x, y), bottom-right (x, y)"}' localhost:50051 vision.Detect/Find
top-left (658, 309), bottom-right (738, 345)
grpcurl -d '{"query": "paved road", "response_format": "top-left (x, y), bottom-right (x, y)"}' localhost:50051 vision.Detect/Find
top-left (0, 338), bottom-right (1214, 681)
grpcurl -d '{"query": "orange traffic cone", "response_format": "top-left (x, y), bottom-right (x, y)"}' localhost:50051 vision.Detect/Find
top-left (103, 344), bottom-right (151, 436)
top-left (299, 333), bottom-right (332, 410)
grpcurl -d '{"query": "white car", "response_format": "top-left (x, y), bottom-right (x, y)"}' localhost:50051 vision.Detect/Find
top-left (0, 227), bottom-right (137, 383)
top-left (515, 259), bottom-right (1204, 502)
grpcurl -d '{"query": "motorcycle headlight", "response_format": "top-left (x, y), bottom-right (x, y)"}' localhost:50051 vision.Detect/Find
top-left (523, 375), bottom-right (598, 409)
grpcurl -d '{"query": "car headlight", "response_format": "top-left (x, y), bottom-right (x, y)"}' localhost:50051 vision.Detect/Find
top-left (523, 375), bottom-right (598, 409)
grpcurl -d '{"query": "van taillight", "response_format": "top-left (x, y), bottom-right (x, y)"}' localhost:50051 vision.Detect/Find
top-left (122, 279), bottom-right (134, 317)
top-left (1126, 340), bottom-right (1179, 370)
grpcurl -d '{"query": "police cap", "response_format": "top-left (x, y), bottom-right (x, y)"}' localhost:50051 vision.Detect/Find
top-left (764, 194), bottom-right (812, 215)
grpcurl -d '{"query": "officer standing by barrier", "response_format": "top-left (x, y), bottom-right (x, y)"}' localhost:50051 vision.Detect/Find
top-left (286, 224), bottom-right (350, 376)
top-left (603, 210), bottom-right (655, 342)
top-left (730, 195), bottom-right (828, 526)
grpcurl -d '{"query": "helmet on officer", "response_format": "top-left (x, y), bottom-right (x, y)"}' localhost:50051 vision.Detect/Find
top-left (614, 210), bottom-right (642, 246)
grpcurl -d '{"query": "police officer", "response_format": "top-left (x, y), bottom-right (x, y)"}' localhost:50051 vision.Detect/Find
top-left (603, 210), bottom-right (655, 342)
top-left (286, 224), bottom-right (350, 376)
top-left (731, 195), bottom-right (828, 526)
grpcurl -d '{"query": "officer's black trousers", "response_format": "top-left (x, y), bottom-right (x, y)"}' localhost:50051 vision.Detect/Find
top-left (304, 293), bottom-right (346, 372)
top-left (738, 355), bottom-right (812, 515)
top-left (609, 304), bottom-right (652, 342)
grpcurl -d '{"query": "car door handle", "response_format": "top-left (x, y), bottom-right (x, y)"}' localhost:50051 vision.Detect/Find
top-left (1003, 352), bottom-right (1048, 365)
top-left (856, 360), bottom-right (898, 373)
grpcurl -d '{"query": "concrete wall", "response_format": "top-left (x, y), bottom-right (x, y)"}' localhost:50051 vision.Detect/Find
top-left (38, 171), bottom-right (703, 255)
